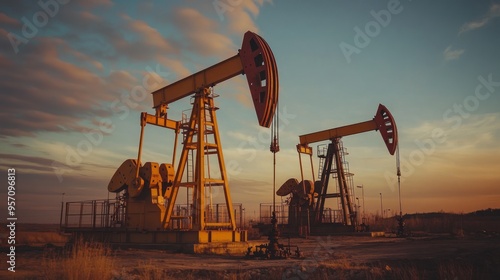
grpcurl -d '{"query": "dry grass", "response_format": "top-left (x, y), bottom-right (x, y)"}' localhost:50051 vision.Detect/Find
top-left (418, 214), bottom-right (500, 234)
top-left (42, 239), bottom-right (115, 280)
top-left (438, 261), bottom-right (474, 280)
top-left (16, 231), bottom-right (69, 245)
top-left (390, 263), bottom-right (422, 280)
top-left (403, 214), bottom-right (465, 234)
top-left (19, 211), bottom-right (499, 280)
top-left (134, 261), bottom-right (171, 280)
top-left (369, 211), bottom-right (500, 235)
top-left (362, 260), bottom-right (485, 280)
top-left (320, 252), bottom-right (363, 270)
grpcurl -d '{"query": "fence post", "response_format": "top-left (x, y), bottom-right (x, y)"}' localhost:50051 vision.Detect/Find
top-left (92, 200), bottom-right (97, 228)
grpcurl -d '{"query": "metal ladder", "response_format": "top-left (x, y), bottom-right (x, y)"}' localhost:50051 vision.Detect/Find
top-left (317, 144), bottom-right (328, 180)
top-left (181, 110), bottom-right (194, 217)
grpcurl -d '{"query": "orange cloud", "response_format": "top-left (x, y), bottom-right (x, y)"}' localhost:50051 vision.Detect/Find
top-left (173, 7), bottom-right (235, 58)
top-left (121, 14), bottom-right (175, 54)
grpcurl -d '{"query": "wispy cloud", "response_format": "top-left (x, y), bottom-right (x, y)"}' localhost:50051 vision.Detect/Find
top-left (443, 45), bottom-right (464, 61)
top-left (0, 35), bottom-right (145, 137)
top-left (224, 0), bottom-right (272, 34)
top-left (0, 153), bottom-right (73, 173)
top-left (121, 14), bottom-right (175, 55)
top-left (459, 3), bottom-right (500, 34)
top-left (173, 7), bottom-right (235, 58)
top-left (0, 12), bottom-right (19, 27)
top-left (404, 113), bottom-right (500, 152)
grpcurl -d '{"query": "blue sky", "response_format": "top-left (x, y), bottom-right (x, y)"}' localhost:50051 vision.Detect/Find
top-left (1, 0), bottom-right (499, 223)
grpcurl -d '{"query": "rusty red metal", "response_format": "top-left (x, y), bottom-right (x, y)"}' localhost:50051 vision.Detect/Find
top-left (239, 31), bottom-right (279, 128)
top-left (373, 104), bottom-right (398, 155)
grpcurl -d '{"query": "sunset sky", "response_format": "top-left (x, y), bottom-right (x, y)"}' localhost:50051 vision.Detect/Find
top-left (1, 0), bottom-right (499, 223)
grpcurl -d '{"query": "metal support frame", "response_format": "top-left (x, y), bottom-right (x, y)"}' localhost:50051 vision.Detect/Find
top-left (331, 138), bottom-right (355, 226)
top-left (163, 88), bottom-right (236, 230)
top-left (301, 140), bottom-right (356, 226)
top-left (314, 143), bottom-right (334, 224)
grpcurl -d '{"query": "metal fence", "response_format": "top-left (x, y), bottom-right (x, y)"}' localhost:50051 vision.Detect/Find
top-left (62, 199), bottom-right (124, 229)
top-left (61, 199), bottom-right (244, 230)
top-left (259, 202), bottom-right (289, 224)
top-left (259, 203), bottom-right (348, 225)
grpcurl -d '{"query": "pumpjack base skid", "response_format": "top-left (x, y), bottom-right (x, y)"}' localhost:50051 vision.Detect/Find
top-left (64, 229), bottom-right (250, 254)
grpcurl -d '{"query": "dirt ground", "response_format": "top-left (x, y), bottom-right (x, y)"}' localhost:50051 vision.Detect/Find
top-left (2, 232), bottom-right (499, 279)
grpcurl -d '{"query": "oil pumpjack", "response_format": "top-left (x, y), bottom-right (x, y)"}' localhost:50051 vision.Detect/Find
top-left (277, 104), bottom-right (398, 235)
top-left (61, 31), bottom-right (279, 247)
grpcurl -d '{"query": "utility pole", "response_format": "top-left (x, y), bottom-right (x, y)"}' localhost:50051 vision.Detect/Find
top-left (242, 208), bottom-right (245, 229)
top-left (59, 192), bottom-right (65, 229)
top-left (356, 197), bottom-right (360, 225)
top-left (380, 192), bottom-right (383, 219)
top-left (357, 185), bottom-right (365, 223)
